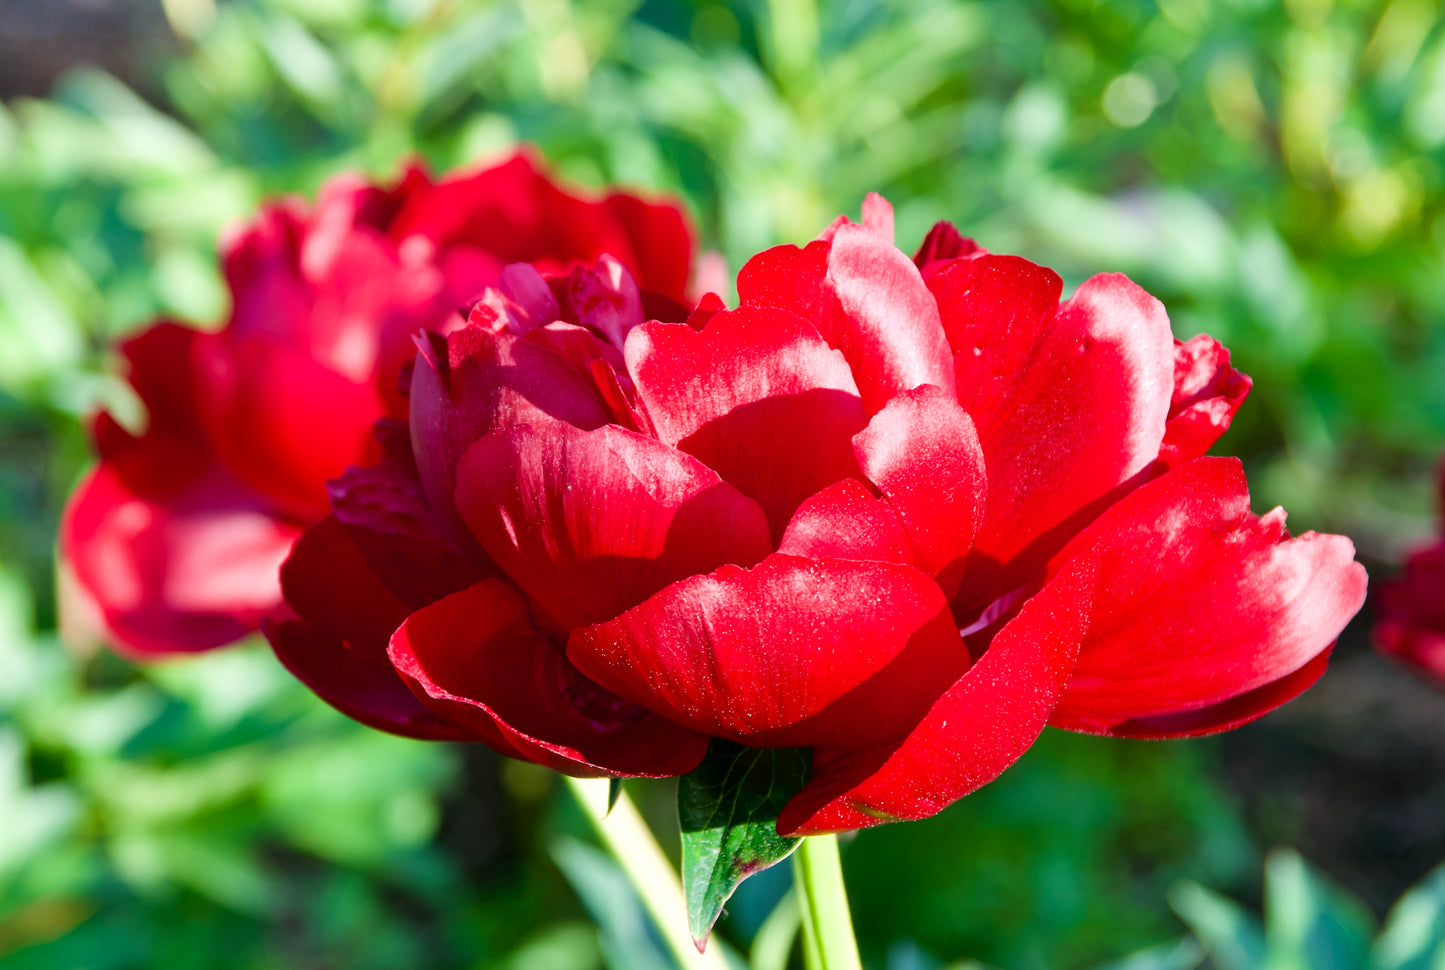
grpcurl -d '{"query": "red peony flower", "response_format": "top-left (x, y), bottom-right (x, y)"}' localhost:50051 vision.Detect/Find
top-left (59, 151), bottom-right (694, 656)
top-left (1375, 462), bottom-right (1445, 680)
top-left (267, 195), bottom-right (1367, 833)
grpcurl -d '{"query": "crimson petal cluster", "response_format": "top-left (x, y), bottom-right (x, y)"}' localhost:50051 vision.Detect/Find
top-left (268, 195), bottom-right (1367, 835)
top-left (60, 151), bottom-right (694, 656)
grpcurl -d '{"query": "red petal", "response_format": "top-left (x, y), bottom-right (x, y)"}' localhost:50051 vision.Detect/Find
top-left (567, 554), bottom-right (968, 750)
top-left (389, 579), bottom-right (709, 777)
top-left (738, 224), bottom-right (956, 414)
top-left (776, 554), bottom-right (1095, 834)
top-left (911, 221), bottom-right (981, 276)
top-left (269, 517), bottom-right (475, 741)
top-left (1047, 457), bottom-right (1368, 731)
top-left (408, 325), bottom-right (610, 540)
top-left (327, 420), bottom-right (491, 609)
top-left (453, 419), bottom-right (773, 632)
top-left (60, 462), bottom-right (298, 656)
top-left (942, 271), bottom-right (1176, 611)
top-left (1156, 335), bottom-right (1253, 471)
top-left (602, 192), bottom-right (695, 301)
top-left (778, 480), bottom-right (914, 566)
top-left (193, 331), bottom-right (385, 521)
top-left (625, 306), bottom-right (867, 538)
top-left (852, 385), bottom-right (985, 597)
top-left (1104, 647), bottom-right (1333, 739)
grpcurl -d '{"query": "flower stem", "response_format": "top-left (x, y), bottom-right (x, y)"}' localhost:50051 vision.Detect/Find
top-left (562, 776), bottom-right (730, 970)
top-left (791, 835), bottom-right (863, 970)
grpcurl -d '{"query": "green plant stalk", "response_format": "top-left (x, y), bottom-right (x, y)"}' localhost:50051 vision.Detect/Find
top-left (563, 776), bottom-right (730, 970)
top-left (792, 835), bottom-right (863, 970)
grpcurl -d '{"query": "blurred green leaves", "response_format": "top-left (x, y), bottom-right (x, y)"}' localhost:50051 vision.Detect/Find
top-left (1170, 850), bottom-right (1445, 970)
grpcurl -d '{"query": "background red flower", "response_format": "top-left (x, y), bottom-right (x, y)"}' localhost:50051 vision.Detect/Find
top-left (59, 152), bottom-right (694, 656)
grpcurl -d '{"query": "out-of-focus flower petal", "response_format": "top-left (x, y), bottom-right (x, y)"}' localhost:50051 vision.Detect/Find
top-left (1047, 457), bottom-right (1367, 732)
top-left (390, 579), bottom-right (710, 777)
top-left (625, 305), bottom-right (867, 539)
top-left (62, 463), bottom-right (299, 657)
top-left (775, 554), bottom-right (1095, 835)
top-left (1376, 539), bottom-right (1445, 681)
top-left (567, 554), bottom-right (967, 750)
top-left (453, 419), bottom-right (773, 632)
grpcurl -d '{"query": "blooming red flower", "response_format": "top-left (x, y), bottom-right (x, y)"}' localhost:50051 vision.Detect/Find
top-left (59, 151), bottom-right (694, 656)
top-left (1375, 462), bottom-right (1445, 680)
top-left (268, 195), bottom-right (1367, 833)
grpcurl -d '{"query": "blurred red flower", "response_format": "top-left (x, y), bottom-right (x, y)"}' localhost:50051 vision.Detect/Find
top-left (267, 194), bottom-right (1367, 834)
top-left (59, 152), bottom-right (694, 656)
top-left (1375, 463), bottom-right (1445, 680)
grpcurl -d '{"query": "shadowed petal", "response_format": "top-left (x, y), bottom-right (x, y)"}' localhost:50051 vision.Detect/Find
top-left (454, 419), bottom-right (773, 632)
top-left (389, 579), bottom-right (710, 776)
top-left (567, 554), bottom-right (967, 750)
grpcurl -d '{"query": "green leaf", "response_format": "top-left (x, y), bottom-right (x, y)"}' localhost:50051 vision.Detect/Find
top-left (606, 778), bottom-right (623, 816)
top-left (1169, 880), bottom-right (1266, 970)
top-left (677, 740), bottom-right (809, 948)
top-left (1262, 849), bottom-right (1375, 970)
top-left (1372, 860), bottom-right (1445, 970)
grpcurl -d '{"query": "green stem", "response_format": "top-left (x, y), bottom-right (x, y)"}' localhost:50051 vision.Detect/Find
top-left (563, 776), bottom-right (730, 970)
top-left (791, 835), bottom-right (862, 970)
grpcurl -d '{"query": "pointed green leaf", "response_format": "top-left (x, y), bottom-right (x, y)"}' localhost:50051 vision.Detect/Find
top-left (678, 740), bottom-right (810, 948)
top-left (607, 778), bottom-right (624, 815)
top-left (1372, 860), bottom-right (1445, 970)
top-left (1263, 848), bottom-right (1375, 970)
top-left (1169, 880), bottom-right (1266, 970)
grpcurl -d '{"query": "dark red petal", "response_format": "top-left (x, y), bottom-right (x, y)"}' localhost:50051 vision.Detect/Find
top-left (737, 225), bottom-right (956, 414)
top-left (1103, 647), bottom-right (1332, 739)
top-left (776, 554), bottom-right (1095, 835)
top-left (1156, 335), bottom-right (1253, 472)
top-left (1047, 457), bottom-right (1367, 730)
top-left (390, 580), bottom-right (710, 777)
top-left (853, 385), bottom-right (985, 597)
top-left (625, 306), bottom-right (867, 539)
top-left (911, 221), bottom-right (982, 276)
top-left (1375, 539), bottom-right (1445, 682)
top-left (327, 420), bottom-right (491, 609)
top-left (408, 325), bottom-right (610, 540)
top-left (60, 462), bottom-right (297, 657)
top-left (777, 480), bottom-right (914, 566)
top-left (945, 271), bottom-right (1176, 611)
top-left (268, 618), bottom-right (476, 742)
top-left (454, 419), bottom-right (773, 632)
top-left (567, 554), bottom-right (967, 750)
top-left (270, 516), bottom-right (477, 742)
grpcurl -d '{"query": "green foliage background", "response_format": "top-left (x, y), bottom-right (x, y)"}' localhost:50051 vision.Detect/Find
top-left (1, 0), bottom-right (1442, 967)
